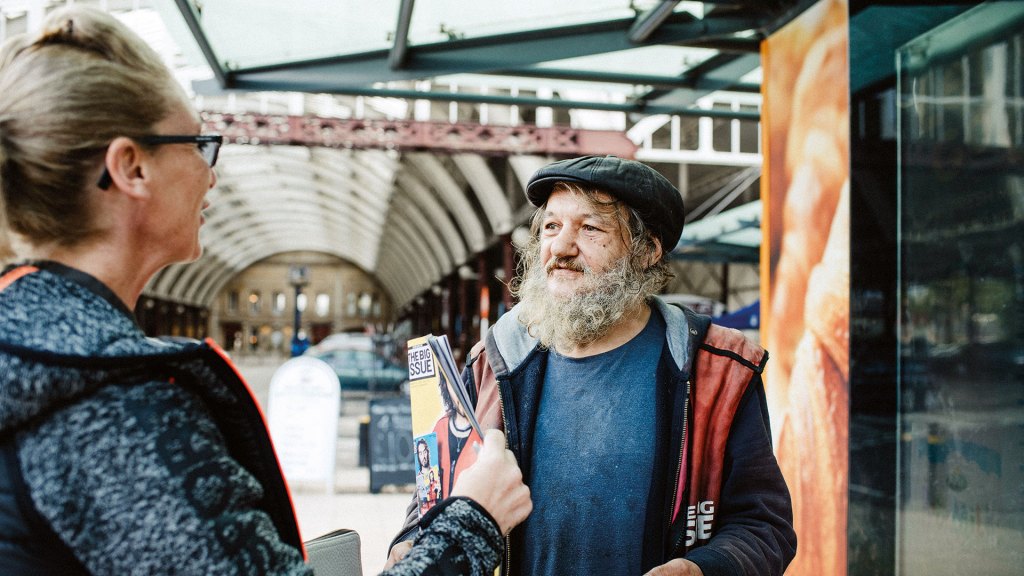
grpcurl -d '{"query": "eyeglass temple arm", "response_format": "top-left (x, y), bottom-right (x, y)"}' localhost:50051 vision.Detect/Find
top-left (96, 166), bottom-right (113, 190)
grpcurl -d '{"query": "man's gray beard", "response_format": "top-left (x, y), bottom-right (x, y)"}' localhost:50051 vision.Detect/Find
top-left (516, 253), bottom-right (650, 350)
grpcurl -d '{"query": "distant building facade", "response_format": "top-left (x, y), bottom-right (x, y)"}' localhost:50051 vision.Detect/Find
top-left (210, 251), bottom-right (392, 355)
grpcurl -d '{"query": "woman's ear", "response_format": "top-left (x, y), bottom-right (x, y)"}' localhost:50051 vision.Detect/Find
top-left (102, 137), bottom-right (148, 198)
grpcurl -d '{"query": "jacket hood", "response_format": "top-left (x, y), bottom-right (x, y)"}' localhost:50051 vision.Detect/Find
top-left (0, 267), bottom-right (193, 436)
top-left (487, 295), bottom-right (698, 377)
top-left (0, 265), bottom-right (307, 556)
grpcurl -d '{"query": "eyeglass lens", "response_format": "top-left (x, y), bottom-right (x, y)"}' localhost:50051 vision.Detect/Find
top-left (199, 141), bottom-right (220, 167)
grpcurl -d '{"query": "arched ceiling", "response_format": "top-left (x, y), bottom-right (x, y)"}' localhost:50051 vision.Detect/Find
top-left (146, 142), bottom-right (529, 309)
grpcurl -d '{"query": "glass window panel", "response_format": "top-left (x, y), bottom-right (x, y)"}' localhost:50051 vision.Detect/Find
top-left (897, 4), bottom-right (1024, 574)
top-left (315, 293), bottom-right (330, 317)
top-left (358, 292), bottom-right (373, 318)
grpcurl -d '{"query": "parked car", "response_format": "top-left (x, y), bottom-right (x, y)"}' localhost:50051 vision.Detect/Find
top-left (304, 334), bottom-right (408, 394)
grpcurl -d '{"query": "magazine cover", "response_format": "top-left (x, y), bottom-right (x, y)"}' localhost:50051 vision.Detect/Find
top-left (407, 334), bottom-right (482, 517)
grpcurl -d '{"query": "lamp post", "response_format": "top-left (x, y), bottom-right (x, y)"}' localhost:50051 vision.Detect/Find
top-left (288, 265), bottom-right (310, 357)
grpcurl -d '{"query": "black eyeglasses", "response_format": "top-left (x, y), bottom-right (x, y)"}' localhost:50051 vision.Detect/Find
top-left (96, 134), bottom-right (223, 190)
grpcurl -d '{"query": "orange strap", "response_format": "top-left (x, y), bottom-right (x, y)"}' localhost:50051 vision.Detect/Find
top-left (0, 265), bottom-right (38, 292)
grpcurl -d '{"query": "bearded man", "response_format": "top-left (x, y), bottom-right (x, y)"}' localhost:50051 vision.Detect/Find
top-left (388, 155), bottom-right (796, 576)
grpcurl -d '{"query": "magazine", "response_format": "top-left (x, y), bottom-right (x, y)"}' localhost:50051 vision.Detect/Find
top-left (407, 334), bottom-right (483, 517)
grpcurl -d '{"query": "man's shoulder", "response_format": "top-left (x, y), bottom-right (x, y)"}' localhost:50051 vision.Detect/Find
top-left (469, 339), bottom-right (487, 359)
top-left (475, 306), bottom-right (541, 375)
top-left (699, 323), bottom-right (767, 372)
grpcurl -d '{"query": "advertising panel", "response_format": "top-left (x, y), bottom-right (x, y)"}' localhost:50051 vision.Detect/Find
top-left (761, 0), bottom-right (850, 574)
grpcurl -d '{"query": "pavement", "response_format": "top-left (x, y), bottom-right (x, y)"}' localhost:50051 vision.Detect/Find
top-left (235, 356), bottom-right (413, 576)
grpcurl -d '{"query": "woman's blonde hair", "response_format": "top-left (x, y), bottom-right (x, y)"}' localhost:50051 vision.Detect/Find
top-left (0, 6), bottom-right (184, 257)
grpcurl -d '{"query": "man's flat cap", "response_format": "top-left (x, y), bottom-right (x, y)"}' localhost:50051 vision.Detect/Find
top-left (526, 155), bottom-right (685, 250)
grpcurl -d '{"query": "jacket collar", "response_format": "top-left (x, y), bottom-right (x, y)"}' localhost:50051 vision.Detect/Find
top-left (489, 295), bottom-right (698, 377)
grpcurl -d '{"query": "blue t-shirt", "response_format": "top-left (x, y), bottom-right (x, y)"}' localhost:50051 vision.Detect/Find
top-left (521, 311), bottom-right (665, 575)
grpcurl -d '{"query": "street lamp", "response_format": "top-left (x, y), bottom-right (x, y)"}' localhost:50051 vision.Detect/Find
top-left (288, 265), bottom-right (310, 357)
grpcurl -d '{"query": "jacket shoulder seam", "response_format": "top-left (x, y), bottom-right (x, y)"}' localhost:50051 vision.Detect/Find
top-left (697, 342), bottom-right (768, 374)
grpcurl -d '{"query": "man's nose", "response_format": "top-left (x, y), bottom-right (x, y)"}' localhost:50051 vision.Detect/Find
top-left (549, 227), bottom-right (578, 257)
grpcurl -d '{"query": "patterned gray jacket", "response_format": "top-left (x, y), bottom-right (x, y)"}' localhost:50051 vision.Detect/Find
top-left (0, 262), bottom-right (502, 575)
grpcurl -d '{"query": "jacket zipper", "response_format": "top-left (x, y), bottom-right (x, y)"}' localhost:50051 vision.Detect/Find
top-left (668, 379), bottom-right (691, 556)
top-left (497, 381), bottom-right (512, 576)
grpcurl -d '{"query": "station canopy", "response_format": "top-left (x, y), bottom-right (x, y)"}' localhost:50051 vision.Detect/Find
top-left (0, 0), bottom-right (808, 309)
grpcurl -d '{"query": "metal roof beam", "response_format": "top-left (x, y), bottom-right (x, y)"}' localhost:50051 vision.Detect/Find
top-left (629, 1), bottom-right (682, 43)
top-left (193, 14), bottom-right (760, 89)
top-left (482, 67), bottom-right (760, 92)
top-left (171, 0), bottom-right (228, 86)
top-left (641, 52), bottom-right (761, 109)
top-left (388, 0), bottom-right (416, 70)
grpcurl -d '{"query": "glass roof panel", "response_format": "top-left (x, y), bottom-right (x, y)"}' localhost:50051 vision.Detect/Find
top-left (405, 0), bottom-right (635, 46)
top-left (428, 46), bottom-right (724, 99)
top-left (189, 0), bottom-right (401, 70)
top-left (530, 46), bottom-right (719, 77)
top-left (156, 0), bottom-right (768, 114)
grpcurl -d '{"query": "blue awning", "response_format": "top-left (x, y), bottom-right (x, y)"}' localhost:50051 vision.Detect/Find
top-left (713, 300), bottom-right (759, 330)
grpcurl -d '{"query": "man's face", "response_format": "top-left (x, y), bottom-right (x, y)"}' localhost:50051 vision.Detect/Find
top-left (539, 189), bottom-right (629, 299)
top-left (417, 443), bottom-right (430, 467)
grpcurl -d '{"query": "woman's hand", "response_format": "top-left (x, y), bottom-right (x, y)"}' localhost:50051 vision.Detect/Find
top-left (383, 541), bottom-right (413, 570)
top-left (451, 429), bottom-right (532, 535)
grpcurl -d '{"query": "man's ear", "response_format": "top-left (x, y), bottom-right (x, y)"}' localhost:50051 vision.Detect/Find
top-left (102, 137), bottom-right (148, 198)
top-left (647, 236), bottom-right (664, 268)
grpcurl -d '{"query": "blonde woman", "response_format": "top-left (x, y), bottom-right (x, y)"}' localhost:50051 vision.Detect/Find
top-left (0, 7), bottom-right (529, 575)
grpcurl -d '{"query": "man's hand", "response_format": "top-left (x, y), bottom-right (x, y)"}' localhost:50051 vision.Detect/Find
top-left (383, 541), bottom-right (413, 570)
top-left (643, 558), bottom-right (704, 576)
top-left (451, 429), bottom-right (532, 535)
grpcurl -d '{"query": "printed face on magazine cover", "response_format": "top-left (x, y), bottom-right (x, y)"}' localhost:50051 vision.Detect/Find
top-left (417, 440), bottom-right (431, 468)
top-left (539, 188), bottom-right (629, 299)
top-left (444, 378), bottom-right (470, 419)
